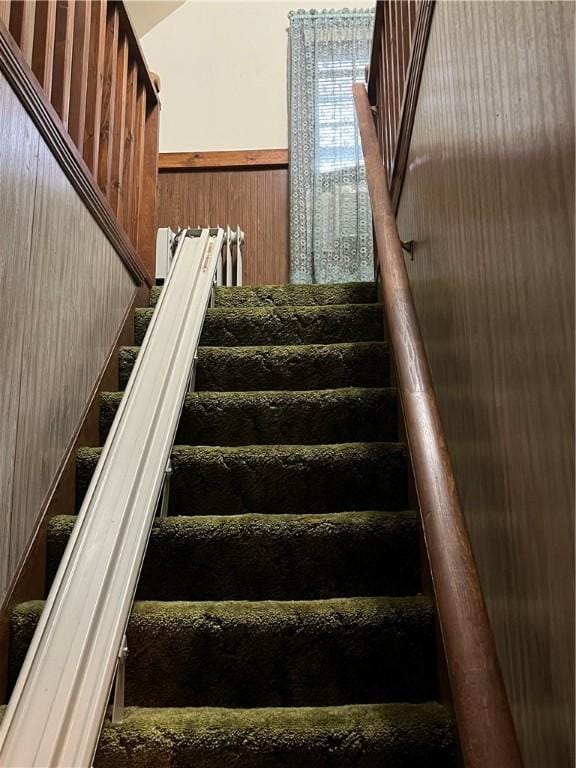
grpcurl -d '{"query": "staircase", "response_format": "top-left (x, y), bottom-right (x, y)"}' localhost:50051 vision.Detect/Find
top-left (7, 282), bottom-right (455, 766)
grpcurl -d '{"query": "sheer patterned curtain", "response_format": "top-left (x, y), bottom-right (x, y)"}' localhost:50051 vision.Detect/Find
top-left (288, 8), bottom-right (375, 284)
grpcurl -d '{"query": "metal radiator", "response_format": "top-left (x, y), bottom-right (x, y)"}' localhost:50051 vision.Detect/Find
top-left (156, 225), bottom-right (244, 286)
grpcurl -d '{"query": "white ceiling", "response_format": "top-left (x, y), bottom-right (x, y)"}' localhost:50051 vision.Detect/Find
top-left (125, 1), bottom-right (187, 37)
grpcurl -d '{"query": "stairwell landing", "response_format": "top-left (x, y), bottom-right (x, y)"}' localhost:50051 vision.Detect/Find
top-left (8, 282), bottom-right (455, 766)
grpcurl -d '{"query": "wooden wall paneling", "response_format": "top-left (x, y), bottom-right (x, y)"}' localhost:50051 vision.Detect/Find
top-left (109, 31), bottom-right (128, 216)
top-left (395, 2), bottom-right (574, 764)
top-left (157, 165), bottom-right (289, 285)
top-left (7, 131), bottom-right (137, 605)
top-left (131, 83), bottom-right (147, 245)
top-left (51, 0), bottom-right (74, 126)
top-left (0, 72), bottom-right (40, 603)
top-left (120, 61), bottom-right (137, 233)
top-left (8, 0), bottom-right (35, 65)
top-left (83, 0), bottom-right (106, 174)
top-left (31, 0), bottom-right (56, 98)
top-left (67, 0), bottom-right (90, 151)
top-left (136, 100), bottom-right (160, 276)
top-left (97, 5), bottom-right (118, 198)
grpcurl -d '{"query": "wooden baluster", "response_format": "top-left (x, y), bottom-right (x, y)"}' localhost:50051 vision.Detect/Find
top-left (121, 61), bottom-right (138, 235)
top-left (83, 0), bottom-right (106, 175)
top-left (97, 5), bottom-right (118, 198)
top-left (137, 96), bottom-right (160, 277)
top-left (51, 0), bottom-right (75, 127)
top-left (0, 1), bottom-right (10, 28)
top-left (132, 83), bottom-right (147, 247)
top-left (32, 0), bottom-right (56, 99)
top-left (68, 0), bottom-right (90, 152)
top-left (9, 1), bottom-right (35, 64)
top-left (109, 31), bottom-right (128, 215)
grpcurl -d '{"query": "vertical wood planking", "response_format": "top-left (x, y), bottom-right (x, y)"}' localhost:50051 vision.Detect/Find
top-left (8, 1), bottom-right (35, 65)
top-left (395, 2), bottom-right (574, 763)
top-left (109, 31), bottom-right (128, 215)
top-left (51, 0), bottom-right (75, 127)
top-left (67, 0), bottom-right (90, 152)
top-left (120, 62), bottom-right (138, 234)
top-left (136, 100), bottom-right (159, 277)
top-left (83, 0), bottom-right (106, 174)
top-left (0, 73), bottom-right (40, 600)
top-left (31, 0), bottom-right (56, 99)
top-left (97, 5), bottom-right (118, 198)
top-left (157, 165), bottom-right (290, 285)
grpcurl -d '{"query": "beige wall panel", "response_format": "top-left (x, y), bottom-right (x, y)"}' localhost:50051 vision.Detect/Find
top-left (396, 3), bottom-right (574, 766)
top-left (0, 77), bottom-right (40, 595)
top-left (0, 73), bottom-right (137, 603)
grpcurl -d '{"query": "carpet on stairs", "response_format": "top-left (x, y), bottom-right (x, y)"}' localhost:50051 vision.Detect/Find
top-left (8, 281), bottom-right (455, 767)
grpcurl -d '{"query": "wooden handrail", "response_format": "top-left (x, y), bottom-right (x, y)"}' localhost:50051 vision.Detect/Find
top-left (353, 81), bottom-right (523, 768)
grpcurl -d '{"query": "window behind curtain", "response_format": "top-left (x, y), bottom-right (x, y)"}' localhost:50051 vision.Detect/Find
top-left (288, 8), bottom-right (375, 284)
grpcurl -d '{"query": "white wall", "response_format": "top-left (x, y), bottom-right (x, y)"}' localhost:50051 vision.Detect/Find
top-left (141, 0), bottom-right (373, 152)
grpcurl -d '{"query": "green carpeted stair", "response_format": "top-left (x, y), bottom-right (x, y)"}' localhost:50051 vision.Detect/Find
top-left (8, 281), bottom-right (455, 766)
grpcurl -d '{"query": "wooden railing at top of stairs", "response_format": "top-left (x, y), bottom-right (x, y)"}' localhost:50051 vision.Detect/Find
top-left (353, 74), bottom-right (524, 768)
top-left (0, 0), bottom-right (159, 283)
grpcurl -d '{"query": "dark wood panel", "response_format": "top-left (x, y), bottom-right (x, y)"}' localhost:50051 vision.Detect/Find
top-left (158, 166), bottom-right (289, 285)
top-left (395, 2), bottom-right (574, 765)
top-left (159, 148), bottom-right (288, 170)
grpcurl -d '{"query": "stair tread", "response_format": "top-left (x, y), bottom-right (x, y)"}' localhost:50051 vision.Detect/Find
top-left (95, 702), bottom-right (455, 767)
top-left (47, 510), bottom-right (420, 600)
top-left (10, 597), bottom-right (436, 708)
top-left (100, 386), bottom-right (398, 445)
top-left (119, 340), bottom-right (390, 391)
top-left (149, 280), bottom-right (378, 309)
top-left (134, 303), bottom-right (384, 347)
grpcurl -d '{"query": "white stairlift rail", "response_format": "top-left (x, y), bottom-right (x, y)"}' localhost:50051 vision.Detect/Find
top-left (0, 228), bottom-right (225, 768)
top-left (157, 225), bottom-right (244, 286)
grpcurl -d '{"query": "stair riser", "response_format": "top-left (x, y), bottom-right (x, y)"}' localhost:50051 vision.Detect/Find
top-left (10, 599), bottom-right (437, 708)
top-left (134, 304), bottom-right (384, 347)
top-left (47, 512), bottom-right (420, 600)
top-left (100, 389), bottom-right (398, 446)
top-left (119, 343), bottom-right (390, 392)
top-left (76, 444), bottom-right (408, 516)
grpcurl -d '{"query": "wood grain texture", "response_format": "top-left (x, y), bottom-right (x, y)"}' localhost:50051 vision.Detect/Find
top-left (395, 2), bottom-right (574, 765)
top-left (109, 30), bottom-right (128, 215)
top-left (0, 78), bottom-right (137, 607)
top-left (67, 0), bottom-right (90, 152)
top-left (31, 0), bottom-right (56, 97)
top-left (83, 0), bottom-right (106, 174)
top-left (355, 81), bottom-right (522, 768)
top-left (97, 5), bottom-right (118, 198)
top-left (159, 149), bottom-right (289, 170)
top-left (8, 0), bottom-right (35, 64)
top-left (0, 72), bottom-right (39, 600)
top-left (0, 19), bottom-right (150, 285)
top-left (50, 0), bottom-right (74, 126)
top-left (136, 100), bottom-right (160, 277)
top-left (158, 167), bottom-right (289, 285)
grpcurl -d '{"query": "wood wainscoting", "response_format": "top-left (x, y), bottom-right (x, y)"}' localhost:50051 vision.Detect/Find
top-left (0, 68), bottom-right (140, 612)
top-left (158, 149), bottom-right (289, 285)
top-left (395, 2), bottom-right (574, 765)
